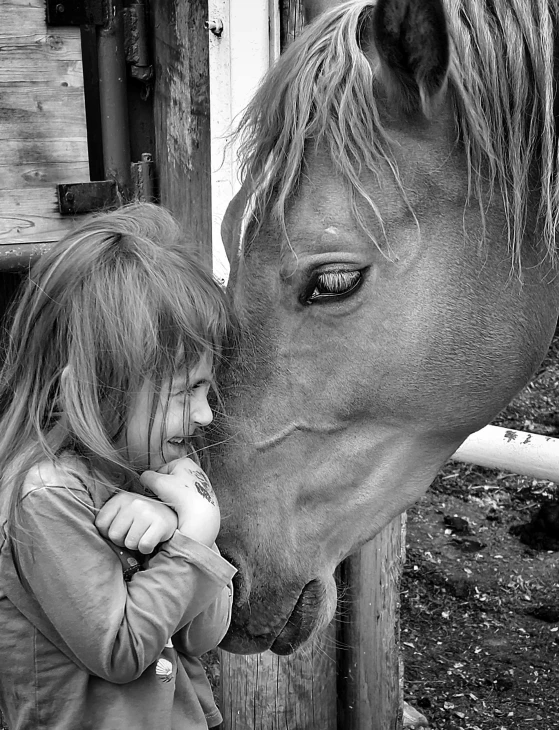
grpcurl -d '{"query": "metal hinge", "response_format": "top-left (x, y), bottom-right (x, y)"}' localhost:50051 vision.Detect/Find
top-left (57, 181), bottom-right (120, 215)
top-left (46, 0), bottom-right (103, 26)
top-left (57, 154), bottom-right (155, 215)
top-left (123, 3), bottom-right (153, 83)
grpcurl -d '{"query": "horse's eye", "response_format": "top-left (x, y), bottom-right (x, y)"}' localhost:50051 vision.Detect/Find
top-left (304, 270), bottom-right (363, 304)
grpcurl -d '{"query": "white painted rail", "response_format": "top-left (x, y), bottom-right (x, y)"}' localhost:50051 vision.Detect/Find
top-left (452, 425), bottom-right (559, 483)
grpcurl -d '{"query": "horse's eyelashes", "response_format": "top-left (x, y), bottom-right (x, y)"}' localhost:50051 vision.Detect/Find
top-left (304, 269), bottom-right (363, 305)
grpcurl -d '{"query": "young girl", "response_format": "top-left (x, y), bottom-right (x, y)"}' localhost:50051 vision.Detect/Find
top-left (0, 203), bottom-right (237, 730)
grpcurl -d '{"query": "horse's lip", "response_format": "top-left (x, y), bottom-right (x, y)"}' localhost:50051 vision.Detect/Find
top-left (270, 579), bottom-right (325, 655)
top-left (219, 578), bottom-right (328, 654)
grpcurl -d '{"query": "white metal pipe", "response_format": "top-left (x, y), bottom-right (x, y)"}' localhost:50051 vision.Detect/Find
top-left (451, 425), bottom-right (559, 483)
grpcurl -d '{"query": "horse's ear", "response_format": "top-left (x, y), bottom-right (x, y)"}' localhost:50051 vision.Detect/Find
top-left (369, 0), bottom-right (450, 117)
top-left (221, 189), bottom-right (247, 263)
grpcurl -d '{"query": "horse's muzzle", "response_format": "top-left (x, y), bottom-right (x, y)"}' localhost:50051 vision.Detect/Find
top-left (220, 572), bottom-right (331, 655)
top-left (270, 579), bottom-right (328, 655)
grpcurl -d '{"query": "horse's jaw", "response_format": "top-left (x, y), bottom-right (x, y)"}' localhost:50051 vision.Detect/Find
top-left (214, 422), bottom-right (465, 655)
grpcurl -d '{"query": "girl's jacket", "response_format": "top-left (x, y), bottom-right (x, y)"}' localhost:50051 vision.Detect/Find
top-left (0, 457), bottom-right (236, 729)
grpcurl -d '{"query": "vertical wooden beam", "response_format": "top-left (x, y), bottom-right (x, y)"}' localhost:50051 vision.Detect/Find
top-left (151, 0), bottom-right (212, 262)
top-left (337, 516), bottom-right (405, 730)
top-left (303, 0), bottom-right (343, 23)
top-left (281, 0), bottom-right (342, 49)
top-left (280, 0), bottom-right (304, 49)
top-left (220, 626), bottom-right (337, 730)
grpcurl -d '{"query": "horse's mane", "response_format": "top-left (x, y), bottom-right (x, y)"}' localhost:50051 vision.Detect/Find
top-left (235, 0), bottom-right (559, 267)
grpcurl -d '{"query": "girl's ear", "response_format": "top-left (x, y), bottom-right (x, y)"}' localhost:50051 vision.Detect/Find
top-left (364, 0), bottom-right (450, 117)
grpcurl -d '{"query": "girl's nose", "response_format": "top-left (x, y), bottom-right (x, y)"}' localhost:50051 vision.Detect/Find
top-left (191, 393), bottom-right (213, 428)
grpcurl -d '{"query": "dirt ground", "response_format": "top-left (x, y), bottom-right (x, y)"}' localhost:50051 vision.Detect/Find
top-left (401, 335), bottom-right (559, 729)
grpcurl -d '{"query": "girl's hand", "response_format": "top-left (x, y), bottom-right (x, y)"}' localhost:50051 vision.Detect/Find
top-left (95, 492), bottom-right (178, 554)
top-left (140, 458), bottom-right (220, 547)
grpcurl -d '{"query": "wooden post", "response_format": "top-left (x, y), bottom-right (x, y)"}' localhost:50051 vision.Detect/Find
top-left (151, 0), bottom-right (212, 262)
top-left (337, 516), bottom-right (405, 730)
top-left (221, 520), bottom-right (405, 730)
top-left (220, 624), bottom-right (337, 729)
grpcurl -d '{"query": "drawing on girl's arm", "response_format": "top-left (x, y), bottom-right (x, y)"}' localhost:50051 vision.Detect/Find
top-left (188, 467), bottom-right (215, 505)
top-left (194, 479), bottom-right (215, 505)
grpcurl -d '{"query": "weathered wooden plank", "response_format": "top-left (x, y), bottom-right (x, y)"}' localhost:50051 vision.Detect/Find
top-left (220, 623), bottom-right (337, 730)
top-left (152, 0), bottom-right (212, 261)
top-left (0, 188), bottom-right (77, 245)
top-left (0, 28), bottom-right (81, 57)
top-left (0, 21), bottom-right (82, 88)
top-left (0, 56), bottom-right (83, 88)
top-left (0, 139), bottom-right (88, 166)
top-left (3, 0), bottom-right (47, 8)
top-left (0, 3), bottom-right (82, 89)
top-left (337, 516), bottom-right (405, 730)
top-left (0, 0), bottom-right (88, 248)
top-left (0, 89), bottom-right (87, 140)
top-left (0, 161), bottom-right (89, 190)
top-left (1, 3), bottom-right (54, 37)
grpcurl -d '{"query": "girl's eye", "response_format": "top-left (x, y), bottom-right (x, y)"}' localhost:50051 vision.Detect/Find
top-left (184, 380), bottom-right (210, 396)
top-left (303, 269), bottom-right (363, 305)
top-left (170, 385), bottom-right (190, 398)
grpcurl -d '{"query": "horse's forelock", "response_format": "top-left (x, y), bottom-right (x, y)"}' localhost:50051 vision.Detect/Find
top-left (235, 0), bottom-right (559, 267)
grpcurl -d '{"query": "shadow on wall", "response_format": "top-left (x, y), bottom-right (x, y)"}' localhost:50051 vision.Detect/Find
top-left (0, 272), bottom-right (24, 360)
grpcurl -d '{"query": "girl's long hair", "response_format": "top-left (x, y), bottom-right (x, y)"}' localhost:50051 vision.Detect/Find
top-left (0, 203), bottom-right (234, 519)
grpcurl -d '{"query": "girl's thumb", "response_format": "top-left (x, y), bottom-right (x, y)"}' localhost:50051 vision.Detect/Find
top-left (139, 470), bottom-right (178, 503)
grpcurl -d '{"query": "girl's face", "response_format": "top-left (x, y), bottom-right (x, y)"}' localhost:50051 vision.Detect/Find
top-left (119, 355), bottom-right (214, 472)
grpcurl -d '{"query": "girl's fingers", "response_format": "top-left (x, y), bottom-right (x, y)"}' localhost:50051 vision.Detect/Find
top-left (136, 523), bottom-right (171, 555)
top-left (122, 518), bottom-right (151, 551)
top-left (103, 510), bottom-right (137, 546)
top-left (95, 498), bottom-right (122, 535)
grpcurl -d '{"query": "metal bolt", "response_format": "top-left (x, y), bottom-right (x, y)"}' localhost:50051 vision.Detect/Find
top-left (205, 18), bottom-right (223, 37)
top-left (56, 3), bottom-right (65, 13)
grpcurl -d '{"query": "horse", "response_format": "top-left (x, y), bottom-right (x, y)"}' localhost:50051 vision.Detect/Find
top-left (210, 0), bottom-right (559, 656)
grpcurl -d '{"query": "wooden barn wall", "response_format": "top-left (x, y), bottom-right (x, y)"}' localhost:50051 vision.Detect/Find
top-left (151, 0), bottom-right (212, 263)
top-left (0, 0), bottom-right (89, 250)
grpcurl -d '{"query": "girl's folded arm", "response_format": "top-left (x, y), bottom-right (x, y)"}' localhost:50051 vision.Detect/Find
top-left (13, 483), bottom-right (235, 683)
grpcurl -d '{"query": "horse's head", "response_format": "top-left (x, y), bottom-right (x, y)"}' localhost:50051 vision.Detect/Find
top-left (212, 0), bottom-right (559, 654)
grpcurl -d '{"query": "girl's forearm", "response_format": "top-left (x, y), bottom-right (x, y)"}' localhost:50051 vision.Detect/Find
top-left (14, 485), bottom-right (235, 682)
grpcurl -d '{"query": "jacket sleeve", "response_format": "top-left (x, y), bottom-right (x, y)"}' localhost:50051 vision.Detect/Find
top-left (172, 543), bottom-right (234, 657)
top-left (12, 476), bottom-right (236, 684)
